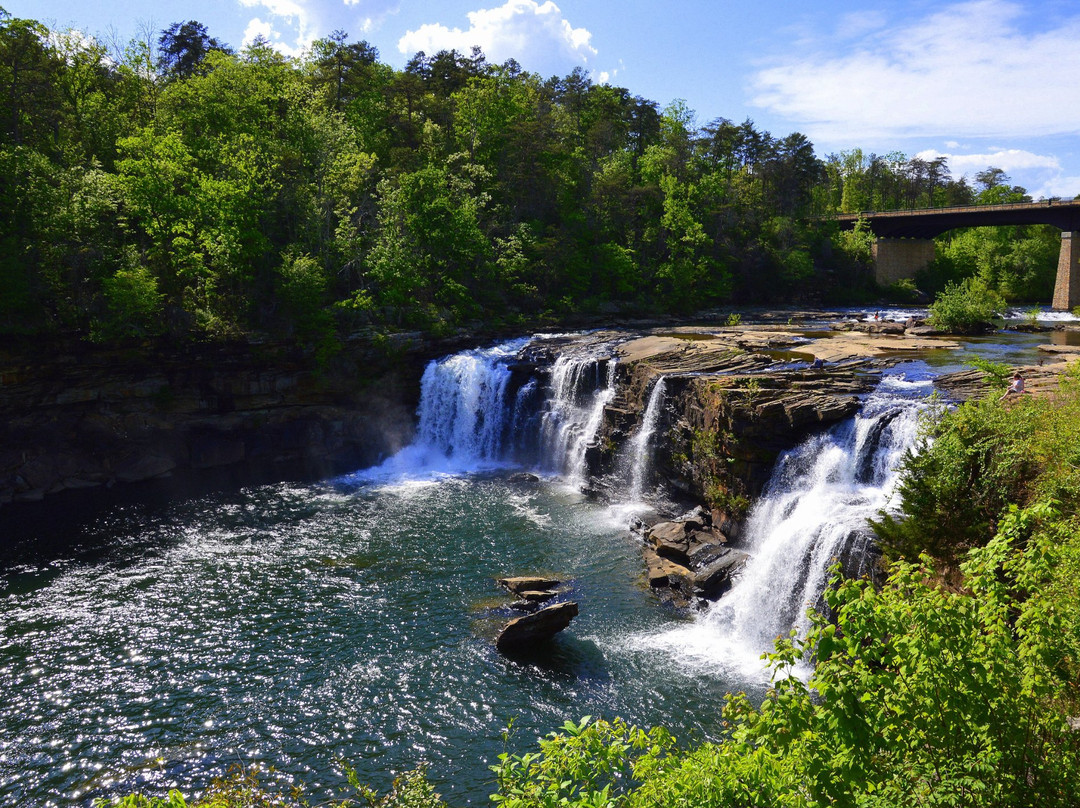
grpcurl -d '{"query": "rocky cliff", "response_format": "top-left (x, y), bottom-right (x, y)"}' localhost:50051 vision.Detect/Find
top-left (588, 329), bottom-right (882, 515)
top-left (0, 335), bottom-right (429, 509)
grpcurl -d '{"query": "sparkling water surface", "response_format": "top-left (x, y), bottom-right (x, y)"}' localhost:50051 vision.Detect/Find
top-left (0, 476), bottom-right (744, 806)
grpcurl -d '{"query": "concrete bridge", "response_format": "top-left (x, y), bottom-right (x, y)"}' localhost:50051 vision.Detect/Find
top-left (834, 199), bottom-right (1080, 310)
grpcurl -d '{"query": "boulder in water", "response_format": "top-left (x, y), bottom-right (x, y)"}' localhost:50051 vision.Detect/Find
top-left (508, 472), bottom-right (541, 485)
top-left (495, 601), bottom-right (579, 653)
top-left (498, 576), bottom-right (561, 595)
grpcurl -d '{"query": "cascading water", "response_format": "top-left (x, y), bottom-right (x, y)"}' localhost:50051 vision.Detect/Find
top-left (349, 338), bottom-right (619, 484)
top-left (644, 371), bottom-right (930, 678)
top-left (625, 376), bottom-right (667, 501)
top-left (413, 340), bottom-right (525, 465)
top-left (538, 356), bottom-right (618, 482)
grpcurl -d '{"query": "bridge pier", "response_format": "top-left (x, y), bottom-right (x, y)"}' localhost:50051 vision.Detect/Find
top-left (872, 238), bottom-right (936, 287)
top-left (1052, 232), bottom-right (1080, 311)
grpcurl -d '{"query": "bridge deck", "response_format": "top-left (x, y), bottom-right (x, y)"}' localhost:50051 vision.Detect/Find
top-left (833, 199), bottom-right (1080, 238)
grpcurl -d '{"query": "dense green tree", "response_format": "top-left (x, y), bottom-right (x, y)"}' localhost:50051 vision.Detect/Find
top-left (157, 21), bottom-right (231, 81)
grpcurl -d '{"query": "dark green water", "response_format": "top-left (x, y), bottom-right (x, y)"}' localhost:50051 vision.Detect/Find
top-left (0, 475), bottom-right (745, 806)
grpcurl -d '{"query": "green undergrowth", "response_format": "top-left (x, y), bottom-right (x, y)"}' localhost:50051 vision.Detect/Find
top-left (874, 364), bottom-right (1080, 564)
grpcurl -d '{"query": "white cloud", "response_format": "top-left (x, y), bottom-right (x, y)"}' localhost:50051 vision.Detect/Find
top-left (914, 148), bottom-right (1061, 177)
top-left (397, 0), bottom-right (598, 74)
top-left (238, 0), bottom-right (317, 56)
top-left (751, 0), bottom-right (1080, 141)
top-left (340, 0), bottom-right (400, 34)
top-left (835, 10), bottom-right (887, 40)
top-left (914, 146), bottom-right (1079, 199)
top-left (1036, 176), bottom-right (1080, 200)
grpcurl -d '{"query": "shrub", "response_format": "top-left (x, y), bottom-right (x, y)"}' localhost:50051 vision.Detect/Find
top-left (492, 505), bottom-right (1080, 808)
top-left (927, 277), bottom-right (1005, 333)
top-left (872, 397), bottom-right (1041, 561)
top-left (95, 263), bottom-right (165, 340)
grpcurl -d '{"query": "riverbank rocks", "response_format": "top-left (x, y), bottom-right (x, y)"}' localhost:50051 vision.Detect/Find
top-left (639, 508), bottom-right (748, 609)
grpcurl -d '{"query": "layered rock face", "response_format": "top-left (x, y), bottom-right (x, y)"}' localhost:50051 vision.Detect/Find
top-left (590, 329), bottom-right (880, 513)
top-left (582, 328), bottom-right (888, 607)
top-left (0, 336), bottom-right (425, 507)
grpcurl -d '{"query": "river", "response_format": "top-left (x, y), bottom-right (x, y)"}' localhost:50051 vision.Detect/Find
top-left (0, 314), bottom-right (1070, 805)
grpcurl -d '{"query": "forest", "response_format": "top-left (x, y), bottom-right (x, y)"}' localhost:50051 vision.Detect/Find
top-left (0, 10), bottom-right (1066, 347)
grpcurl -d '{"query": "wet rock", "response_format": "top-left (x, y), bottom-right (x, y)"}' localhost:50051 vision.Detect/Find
top-left (905, 325), bottom-right (946, 337)
top-left (507, 472), bottom-right (541, 485)
top-left (495, 601), bottom-right (579, 653)
top-left (677, 504), bottom-right (710, 530)
top-left (114, 453), bottom-right (177, 483)
top-left (642, 546), bottom-right (695, 607)
top-left (694, 549), bottom-right (750, 600)
top-left (509, 600), bottom-right (540, 613)
top-left (648, 521), bottom-right (692, 563)
top-left (498, 576), bottom-right (561, 595)
top-left (687, 537), bottom-right (729, 568)
top-left (710, 510), bottom-right (739, 541)
top-left (520, 590), bottom-right (556, 602)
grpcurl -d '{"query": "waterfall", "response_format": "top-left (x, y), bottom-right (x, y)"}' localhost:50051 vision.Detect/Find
top-left (413, 342), bottom-right (521, 464)
top-left (346, 338), bottom-right (618, 483)
top-left (643, 374), bottom-right (928, 678)
top-left (538, 355), bottom-right (618, 482)
top-left (625, 376), bottom-right (667, 501)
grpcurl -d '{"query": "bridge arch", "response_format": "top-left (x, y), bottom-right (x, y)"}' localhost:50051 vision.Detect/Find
top-left (834, 200), bottom-right (1080, 310)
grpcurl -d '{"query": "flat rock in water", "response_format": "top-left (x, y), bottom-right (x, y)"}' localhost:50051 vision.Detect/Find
top-left (520, 590), bottom-right (556, 602)
top-left (498, 576), bottom-right (561, 595)
top-left (495, 601), bottom-right (579, 653)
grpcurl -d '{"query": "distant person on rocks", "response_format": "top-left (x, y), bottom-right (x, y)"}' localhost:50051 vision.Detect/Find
top-left (812, 357), bottom-right (825, 369)
top-left (1000, 371), bottom-right (1026, 400)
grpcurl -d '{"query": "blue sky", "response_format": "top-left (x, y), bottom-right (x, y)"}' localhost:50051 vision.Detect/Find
top-left (16, 0), bottom-right (1080, 199)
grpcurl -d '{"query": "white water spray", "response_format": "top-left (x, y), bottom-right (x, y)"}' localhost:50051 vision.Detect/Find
top-left (641, 376), bottom-right (928, 678)
top-left (626, 376), bottom-right (667, 502)
top-left (347, 339), bottom-right (620, 483)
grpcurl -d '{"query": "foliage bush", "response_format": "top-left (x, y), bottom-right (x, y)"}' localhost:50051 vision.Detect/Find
top-left (872, 397), bottom-right (1040, 561)
top-left (927, 277), bottom-right (1005, 333)
top-left (874, 365), bottom-right (1080, 563)
top-left (101, 763), bottom-right (447, 808)
top-left (884, 277), bottom-right (921, 303)
top-left (95, 263), bottom-right (166, 340)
